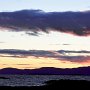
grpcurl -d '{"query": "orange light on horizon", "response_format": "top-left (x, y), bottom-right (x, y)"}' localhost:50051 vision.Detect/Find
top-left (0, 56), bottom-right (88, 69)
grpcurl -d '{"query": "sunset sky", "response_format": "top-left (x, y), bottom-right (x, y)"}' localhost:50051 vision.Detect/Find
top-left (0, 0), bottom-right (90, 69)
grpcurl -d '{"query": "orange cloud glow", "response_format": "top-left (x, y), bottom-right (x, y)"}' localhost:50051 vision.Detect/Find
top-left (0, 56), bottom-right (89, 69)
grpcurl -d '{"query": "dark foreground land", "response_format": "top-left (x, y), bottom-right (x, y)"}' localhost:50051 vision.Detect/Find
top-left (0, 79), bottom-right (90, 89)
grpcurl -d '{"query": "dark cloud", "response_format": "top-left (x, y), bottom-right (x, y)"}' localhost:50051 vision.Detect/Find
top-left (25, 32), bottom-right (39, 36)
top-left (0, 10), bottom-right (90, 36)
top-left (57, 50), bottom-right (90, 54)
top-left (0, 49), bottom-right (55, 58)
top-left (58, 56), bottom-right (90, 62)
top-left (62, 44), bottom-right (70, 45)
top-left (0, 42), bottom-right (4, 43)
top-left (0, 49), bottom-right (90, 63)
top-left (50, 44), bottom-right (70, 46)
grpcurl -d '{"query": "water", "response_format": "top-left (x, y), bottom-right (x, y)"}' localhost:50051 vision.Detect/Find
top-left (0, 75), bottom-right (90, 86)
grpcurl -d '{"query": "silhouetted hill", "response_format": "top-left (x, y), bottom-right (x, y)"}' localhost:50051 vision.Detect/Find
top-left (0, 67), bottom-right (90, 75)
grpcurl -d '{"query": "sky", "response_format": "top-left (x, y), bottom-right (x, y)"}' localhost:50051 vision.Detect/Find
top-left (0, 0), bottom-right (90, 12)
top-left (0, 0), bottom-right (90, 69)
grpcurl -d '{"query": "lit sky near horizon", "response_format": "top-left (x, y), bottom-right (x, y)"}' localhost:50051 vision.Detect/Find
top-left (0, 30), bottom-right (90, 50)
top-left (0, 0), bottom-right (90, 69)
top-left (0, 0), bottom-right (90, 12)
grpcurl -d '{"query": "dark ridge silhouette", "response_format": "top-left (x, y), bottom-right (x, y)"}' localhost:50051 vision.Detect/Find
top-left (0, 10), bottom-right (90, 36)
top-left (0, 66), bottom-right (90, 75)
top-left (0, 77), bottom-right (9, 79)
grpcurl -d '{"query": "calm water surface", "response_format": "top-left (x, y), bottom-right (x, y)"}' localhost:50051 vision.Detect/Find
top-left (0, 75), bottom-right (90, 86)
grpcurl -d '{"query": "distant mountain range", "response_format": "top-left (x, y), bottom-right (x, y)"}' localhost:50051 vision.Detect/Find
top-left (0, 67), bottom-right (90, 75)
